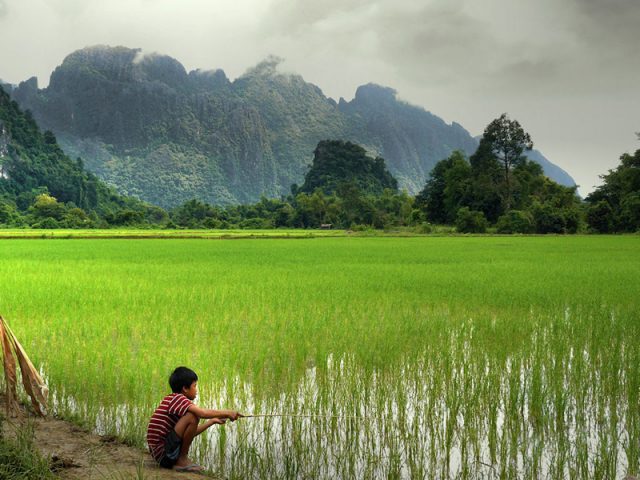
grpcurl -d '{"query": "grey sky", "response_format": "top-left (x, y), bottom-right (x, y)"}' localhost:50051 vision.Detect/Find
top-left (1, 0), bottom-right (638, 195)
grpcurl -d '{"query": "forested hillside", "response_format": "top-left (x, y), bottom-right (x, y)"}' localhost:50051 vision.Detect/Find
top-left (7, 46), bottom-right (575, 208)
top-left (0, 85), bottom-right (162, 227)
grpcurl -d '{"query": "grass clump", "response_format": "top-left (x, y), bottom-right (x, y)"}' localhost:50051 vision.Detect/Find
top-left (0, 417), bottom-right (56, 479)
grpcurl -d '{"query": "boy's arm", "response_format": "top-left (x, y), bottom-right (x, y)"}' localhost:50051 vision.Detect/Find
top-left (187, 404), bottom-right (240, 421)
top-left (196, 417), bottom-right (226, 434)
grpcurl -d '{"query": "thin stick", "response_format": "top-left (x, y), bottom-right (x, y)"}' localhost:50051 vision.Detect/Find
top-left (241, 413), bottom-right (368, 419)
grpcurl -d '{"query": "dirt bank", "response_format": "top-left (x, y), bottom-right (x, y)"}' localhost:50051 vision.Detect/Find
top-left (1, 397), bottom-right (216, 479)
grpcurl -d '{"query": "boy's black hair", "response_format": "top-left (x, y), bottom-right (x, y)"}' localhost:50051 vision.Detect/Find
top-left (169, 366), bottom-right (198, 393)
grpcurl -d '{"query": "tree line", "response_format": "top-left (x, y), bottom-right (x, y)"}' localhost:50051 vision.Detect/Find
top-left (1, 91), bottom-right (638, 234)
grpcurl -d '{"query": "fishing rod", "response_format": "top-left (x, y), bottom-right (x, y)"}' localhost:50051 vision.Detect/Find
top-left (238, 413), bottom-right (368, 419)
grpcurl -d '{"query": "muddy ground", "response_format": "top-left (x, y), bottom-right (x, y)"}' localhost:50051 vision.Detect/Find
top-left (1, 397), bottom-right (217, 479)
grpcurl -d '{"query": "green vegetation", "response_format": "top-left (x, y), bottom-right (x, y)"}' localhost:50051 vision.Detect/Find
top-left (586, 145), bottom-right (640, 232)
top-left (9, 47), bottom-right (574, 207)
top-left (0, 236), bottom-right (638, 479)
top-left (297, 140), bottom-right (397, 196)
top-left (0, 86), bottom-right (163, 229)
top-left (1, 84), bottom-right (637, 234)
top-left (415, 115), bottom-right (584, 233)
top-left (0, 228), bottom-right (348, 239)
top-left (0, 89), bottom-right (458, 232)
top-left (0, 419), bottom-right (55, 479)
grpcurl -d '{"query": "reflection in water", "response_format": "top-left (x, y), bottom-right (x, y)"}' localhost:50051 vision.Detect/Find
top-left (192, 349), bottom-right (635, 479)
top-left (51, 309), bottom-right (639, 479)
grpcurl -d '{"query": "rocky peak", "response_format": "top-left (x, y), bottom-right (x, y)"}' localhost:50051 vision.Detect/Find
top-left (188, 68), bottom-right (230, 91)
top-left (48, 45), bottom-right (189, 91)
top-left (353, 83), bottom-right (398, 104)
top-left (134, 52), bottom-right (188, 89)
top-left (50, 46), bottom-right (140, 86)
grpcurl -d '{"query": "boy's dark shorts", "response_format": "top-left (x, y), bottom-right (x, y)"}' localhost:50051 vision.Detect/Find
top-left (159, 430), bottom-right (182, 469)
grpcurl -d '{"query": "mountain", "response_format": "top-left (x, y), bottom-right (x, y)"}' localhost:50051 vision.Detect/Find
top-left (299, 140), bottom-right (398, 195)
top-left (8, 45), bottom-right (576, 208)
top-left (522, 149), bottom-right (575, 189)
top-left (338, 84), bottom-right (479, 192)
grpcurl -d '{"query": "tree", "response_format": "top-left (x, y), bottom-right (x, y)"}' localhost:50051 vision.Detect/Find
top-left (480, 114), bottom-right (533, 211)
top-left (468, 141), bottom-right (503, 221)
top-left (0, 199), bottom-right (20, 225)
top-left (415, 151), bottom-right (471, 223)
top-left (63, 207), bottom-right (93, 228)
top-left (30, 193), bottom-right (65, 220)
top-left (586, 200), bottom-right (613, 233)
top-left (586, 148), bottom-right (640, 232)
top-left (529, 201), bottom-right (580, 234)
top-left (171, 199), bottom-right (220, 227)
top-left (496, 210), bottom-right (534, 234)
top-left (455, 207), bottom-right (488, 233)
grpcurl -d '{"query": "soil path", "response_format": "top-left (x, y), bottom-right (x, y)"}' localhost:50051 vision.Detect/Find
top-left (1, 398), bottom-right (217, 480)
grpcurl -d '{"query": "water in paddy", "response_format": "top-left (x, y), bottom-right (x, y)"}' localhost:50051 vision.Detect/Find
top-left (54, 307), bottom-right (638, 479)
top-left (198, 311), bottom-right (637, 479)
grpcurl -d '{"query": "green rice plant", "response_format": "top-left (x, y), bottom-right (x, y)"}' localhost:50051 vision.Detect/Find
top-left (0, 236), bottom-right (638, 478)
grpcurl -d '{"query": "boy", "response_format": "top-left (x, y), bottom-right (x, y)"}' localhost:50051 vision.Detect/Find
top-left (147, 366), bottom-right (240, 472)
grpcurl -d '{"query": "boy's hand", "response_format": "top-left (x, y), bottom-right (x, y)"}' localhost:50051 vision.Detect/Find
top-left (200, 418), bottom-right (226, 432)
top-left (227, 410), bottom-right (241, 421)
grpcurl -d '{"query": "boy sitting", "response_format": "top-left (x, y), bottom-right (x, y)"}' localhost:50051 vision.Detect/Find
top-left (147, 366), bottom-right (240, 472)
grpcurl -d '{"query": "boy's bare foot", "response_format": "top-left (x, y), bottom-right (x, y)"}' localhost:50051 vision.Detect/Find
top-left (175, 457), bottom-right (204, 471)
top-left (175, 463), bottom-right (204, 473)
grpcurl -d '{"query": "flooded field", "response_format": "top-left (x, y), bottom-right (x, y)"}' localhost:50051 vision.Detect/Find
top-left (1, 236), bottom-right (638, 479)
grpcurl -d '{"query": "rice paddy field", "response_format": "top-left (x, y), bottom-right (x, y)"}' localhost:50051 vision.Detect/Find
top-left (0, 235), bottom-right (638, 479)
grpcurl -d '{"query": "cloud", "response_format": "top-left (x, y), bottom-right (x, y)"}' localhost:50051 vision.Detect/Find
top-left (257, 0), bottom-right (499, 92)
top-left (573, 0), bottom-right (640, 40)
top-left (240, 55), bottom-right (285, 78)
top-left (257, 0), bottom-right (640, 100)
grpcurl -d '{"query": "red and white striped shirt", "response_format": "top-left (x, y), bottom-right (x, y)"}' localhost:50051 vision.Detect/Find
top-left (147, 393), bottom-right (193, 461)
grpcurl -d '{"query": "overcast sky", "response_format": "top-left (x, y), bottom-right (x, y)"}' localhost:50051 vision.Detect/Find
top-left (1, 0), bottom-right (639, 195)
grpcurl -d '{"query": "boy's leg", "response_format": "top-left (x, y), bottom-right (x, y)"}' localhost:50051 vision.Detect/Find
top-left (173, 412), bottom-right (200, 468)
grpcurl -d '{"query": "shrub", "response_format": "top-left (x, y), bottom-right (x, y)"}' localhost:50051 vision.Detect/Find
top-left (586, 200), bottom-right (613, 233)
top-left (530, 202), bottom-right (581, 234)
top-left (415, 222), bottom-right (433, 234)
top-left (31, 217), bottom-right (60, 229)
top-left (496, 210), bottom-right (534, 234)
top-left (350, 224), bottom-right (375, 233)
top-left (619, 193), bottom-right (640, 232)
top-left (0, 201), bottom-right (20, 225)
top-left (563, 207), bottom-right (581, 234)
top-left (531, 203), bottom-right (565, 233)
top-left (30, 193), bottom-right (65, 220)
top-left (202, 217), bottom-right (223, 229)
top-left (455, 207), bottom-right (488, 233)
top-left (107, 209), bottom-right (145, 226)
top-left (62, 207), bottom-right (94, 228)
top-left (239, 217), bottom-right (274, 229)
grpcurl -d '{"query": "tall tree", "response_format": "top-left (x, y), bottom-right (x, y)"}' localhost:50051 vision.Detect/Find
top-left (586, 146), bottom-right (640, 232)
top-left (480, 114), bottom-right (533, 211)
top-left (415, 151), bottom-right (471, 223)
